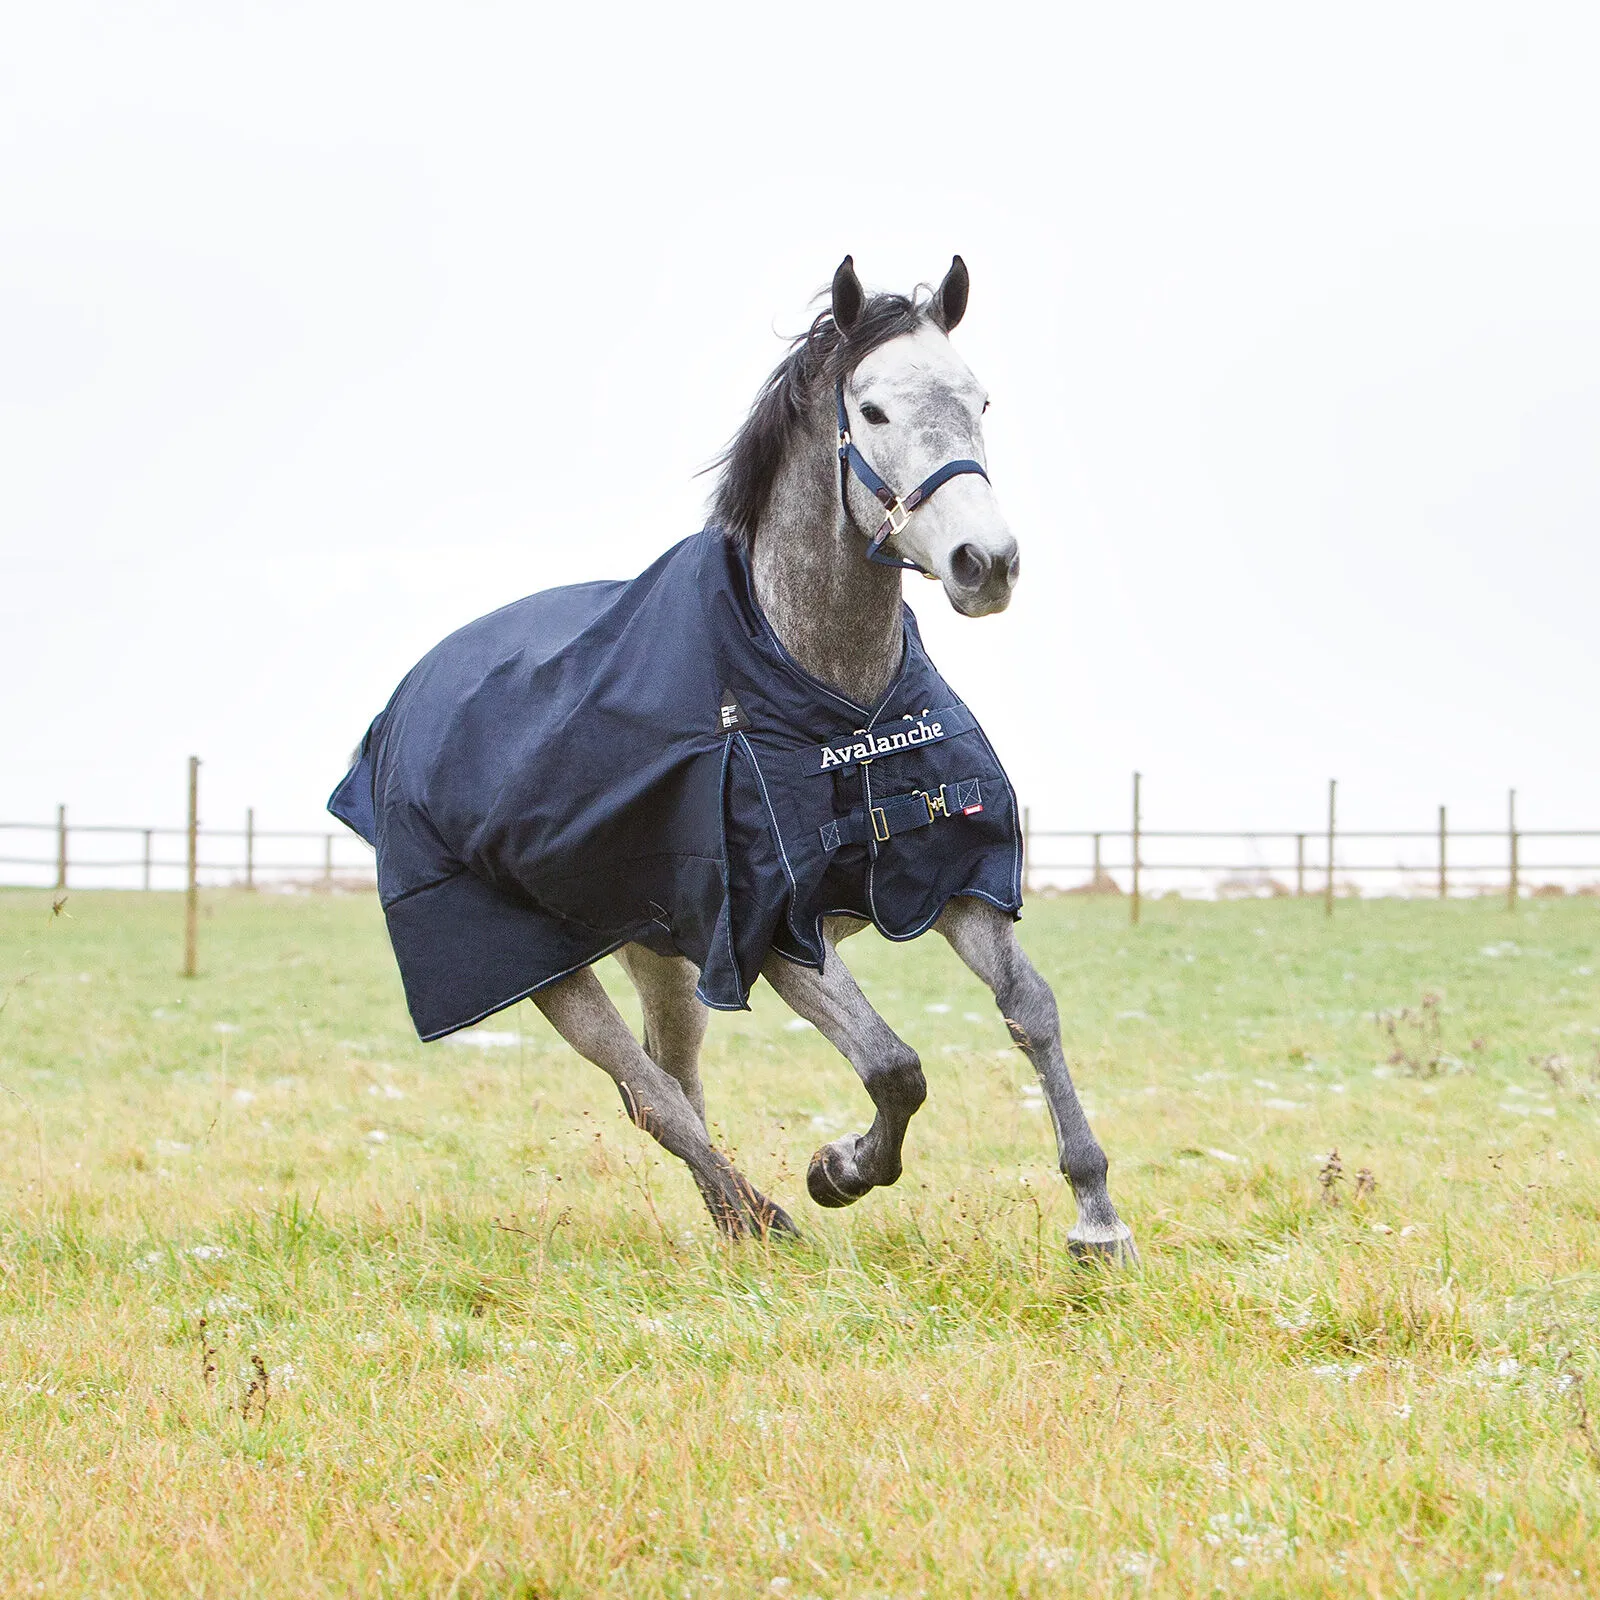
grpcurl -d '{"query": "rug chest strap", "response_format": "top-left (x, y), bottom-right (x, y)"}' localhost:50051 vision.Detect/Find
top-left (818, 779), bottom-right (984, 853)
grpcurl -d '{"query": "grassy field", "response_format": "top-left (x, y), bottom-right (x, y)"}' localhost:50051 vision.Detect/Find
top-left (1, 889), bottom-right (1598, 1597)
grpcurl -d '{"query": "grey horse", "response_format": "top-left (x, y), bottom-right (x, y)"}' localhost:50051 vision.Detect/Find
top-left (531, 257), bottom-right (1134, 1261)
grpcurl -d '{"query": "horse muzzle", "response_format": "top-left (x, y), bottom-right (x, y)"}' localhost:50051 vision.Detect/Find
top-left (943, 535), bottom-right (1019, 617)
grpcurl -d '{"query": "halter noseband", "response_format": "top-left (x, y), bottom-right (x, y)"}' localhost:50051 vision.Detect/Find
top-left (835, 376), bottom-right (990, 572)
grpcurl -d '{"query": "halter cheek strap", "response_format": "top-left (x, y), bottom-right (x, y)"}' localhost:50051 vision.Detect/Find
top-left (835, 377), bottom-right (989, 571)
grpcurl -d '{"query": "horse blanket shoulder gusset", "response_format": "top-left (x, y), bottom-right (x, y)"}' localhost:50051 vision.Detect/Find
top-left (329, 527), bottom-right (1023, 1041)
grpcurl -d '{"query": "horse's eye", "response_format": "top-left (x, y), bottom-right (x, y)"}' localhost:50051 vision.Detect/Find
top-left (860, 402), bottom-right (889, 426)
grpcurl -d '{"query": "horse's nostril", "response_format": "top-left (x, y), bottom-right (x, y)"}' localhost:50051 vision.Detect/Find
top-left (950, 543), bottom-right (988, 590)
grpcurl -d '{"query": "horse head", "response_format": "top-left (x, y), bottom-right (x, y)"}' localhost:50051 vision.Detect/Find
top-left (831, 255), bottom-right (1019, 617)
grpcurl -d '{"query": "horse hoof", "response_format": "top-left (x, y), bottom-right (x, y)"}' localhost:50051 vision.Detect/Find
top-left (757, 1200), bottom-right (803, 1240)
top-left (807, 1144), bottom-right (871, 1209)
top-left (1068, 1226), bottom-right (1139, 1267)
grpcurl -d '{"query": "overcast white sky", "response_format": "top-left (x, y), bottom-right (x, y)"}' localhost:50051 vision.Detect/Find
top-left (3, 2), bottom-right (1597, 869)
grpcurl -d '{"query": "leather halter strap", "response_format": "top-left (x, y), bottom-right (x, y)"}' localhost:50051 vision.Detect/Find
top-left (835, 377), bottom-right (989, 571)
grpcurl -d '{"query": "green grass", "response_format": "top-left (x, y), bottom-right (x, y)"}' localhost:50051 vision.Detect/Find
top-left (1, 888), bottom-right (1598, 1597)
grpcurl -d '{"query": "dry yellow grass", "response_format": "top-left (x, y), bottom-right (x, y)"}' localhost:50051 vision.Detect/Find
top-left (1, 889), bottom-right (1597, 1596)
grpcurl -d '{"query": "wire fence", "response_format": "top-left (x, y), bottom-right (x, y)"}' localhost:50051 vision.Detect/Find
top-left (1019, 777), bottom-right (1599, 911)
top-left (3, 784), bottom-right (1597, 904)
top-left (1020, 823), bottom-right (1600, 901)
top-left (0, 811), bottom-right (376, 894)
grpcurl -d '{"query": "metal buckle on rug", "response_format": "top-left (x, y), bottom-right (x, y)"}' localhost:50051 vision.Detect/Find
top-left (918, 785), bottom-right (948, 823)
top-left (871, 806), bottom-right (891, 843)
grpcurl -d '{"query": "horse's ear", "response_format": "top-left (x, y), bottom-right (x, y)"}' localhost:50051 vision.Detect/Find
top-left (832, 255), bottom-right (865, 335)
top-left (934, 255), bottom-right (969, 332)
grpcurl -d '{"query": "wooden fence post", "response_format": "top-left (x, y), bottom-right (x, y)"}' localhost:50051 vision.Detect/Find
top-left (1508, 788), bottom-right (1518, 911)
top-left (1438, 805), bottom-right (1447, 900)
top-left (55, 804), bottom-right (67, 892)
top-left (1130, 771), bottom-right (1142, 925)
top-left (1295, 834), bottom-right (1305, 898)
top-left (323, 834), bottom-right (334, 888)
top-left (245, 807), bottom-right (255, 890)
top-left (1324, 779), bottom-right (1337, 919)
top-left (183, 757), bottom-right (200, 978)
top-left (1022, 805), bottom-right (1032, 896)
top-left (142, 829), bottom-right (153, 892)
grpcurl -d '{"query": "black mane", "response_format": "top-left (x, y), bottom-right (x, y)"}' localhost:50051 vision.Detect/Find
top-left (710, 290), bottom-right (931, 546)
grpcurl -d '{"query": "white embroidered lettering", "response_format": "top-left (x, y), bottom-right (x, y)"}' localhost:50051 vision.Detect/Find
top-left (930, 721), bottom-right (943, 737)
top-left (820, 746), bottom-right (841, 769)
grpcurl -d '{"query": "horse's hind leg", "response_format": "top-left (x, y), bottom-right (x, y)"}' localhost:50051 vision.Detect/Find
top-left (761, 918), bottom-right (927, 1209)
top-left (614, 944), bottom-right (708, 1124)
top-left (937, 897), bottom-right (1136, 1263)
top-left (533, 967), bottom-right (796, 1239)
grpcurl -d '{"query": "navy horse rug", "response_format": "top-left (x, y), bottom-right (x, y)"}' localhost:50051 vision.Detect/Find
top-left (330, 527), bottom-right (1022, 1041)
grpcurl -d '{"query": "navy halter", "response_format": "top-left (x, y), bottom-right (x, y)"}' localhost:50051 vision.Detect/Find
top-left (835, 376), bottom-right (990, 571)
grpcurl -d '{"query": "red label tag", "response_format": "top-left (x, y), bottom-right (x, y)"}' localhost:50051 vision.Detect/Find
top-left (962, 803), bottom-right (984, 816)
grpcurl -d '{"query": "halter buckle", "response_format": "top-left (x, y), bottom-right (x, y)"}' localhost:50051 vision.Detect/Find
top-left (880, 499), bottom-right (912, 539)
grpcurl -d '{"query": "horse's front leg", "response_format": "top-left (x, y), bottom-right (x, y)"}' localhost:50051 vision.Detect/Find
top-left (534, 968), bottom-right (797, 1240)
top-left (762, 917), bottom-right (927, 1208)
top-left (937, 898), bottom-right (1136, 1263)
